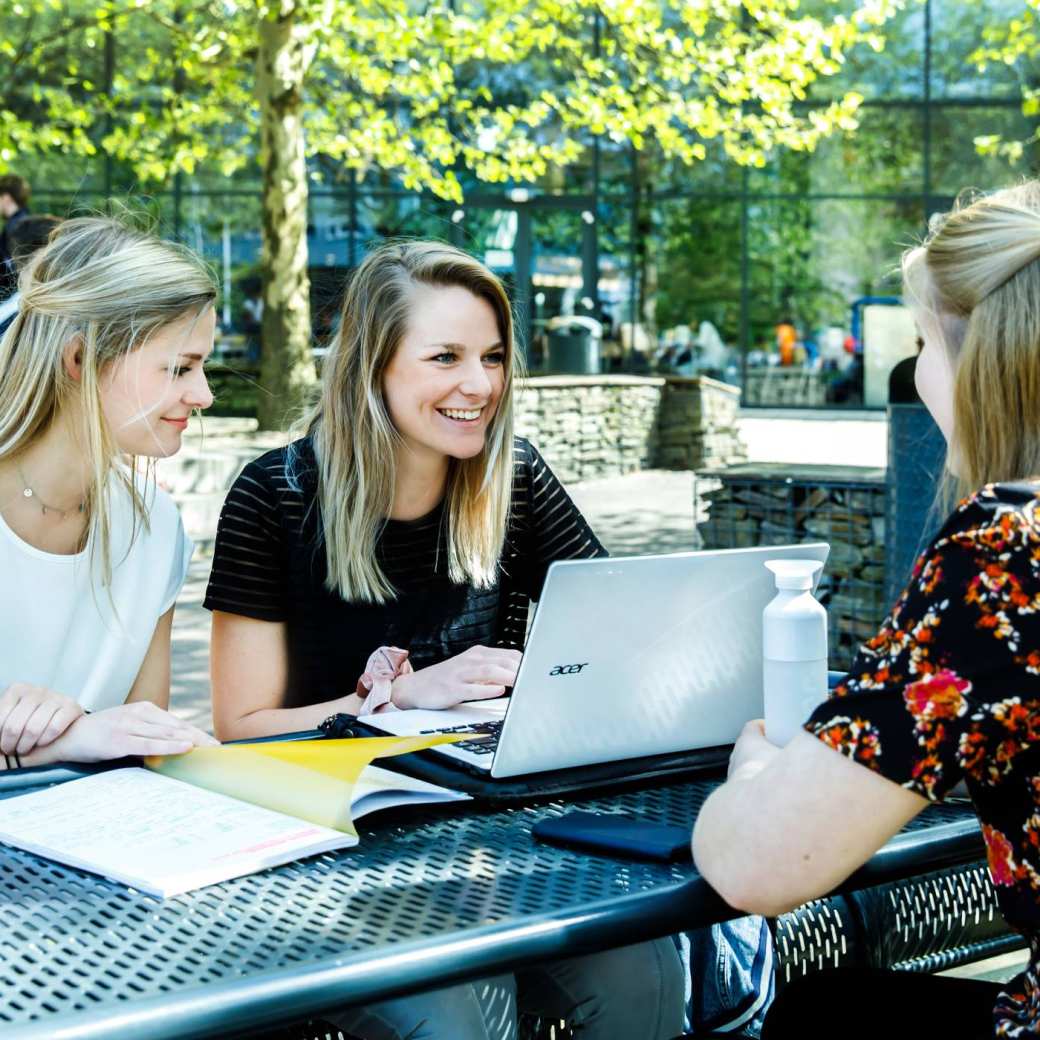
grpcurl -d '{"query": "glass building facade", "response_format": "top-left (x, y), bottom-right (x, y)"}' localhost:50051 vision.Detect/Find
top-left (22, 0), bottom-right (1040, 406)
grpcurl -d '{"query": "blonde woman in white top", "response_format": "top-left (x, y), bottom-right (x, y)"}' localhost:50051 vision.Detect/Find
top-left (0, 216), bottom-right (217, 766)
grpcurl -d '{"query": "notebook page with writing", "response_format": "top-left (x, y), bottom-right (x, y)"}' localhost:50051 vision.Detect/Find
top-left (0, 767), bottom-right (354, 898)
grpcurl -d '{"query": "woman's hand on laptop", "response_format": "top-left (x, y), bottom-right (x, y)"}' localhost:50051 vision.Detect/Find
top-left (390, 646), bottom-right (521, 710)
top-left (0, 683), bottom-right (85, 757)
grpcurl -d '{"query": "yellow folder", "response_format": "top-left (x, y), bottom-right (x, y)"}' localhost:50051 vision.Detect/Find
top-left (147, 734), bottom-right (466, 835)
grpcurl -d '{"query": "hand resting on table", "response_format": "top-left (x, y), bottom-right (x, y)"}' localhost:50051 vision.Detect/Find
top-left (8, 702), bottom-right (218, 768)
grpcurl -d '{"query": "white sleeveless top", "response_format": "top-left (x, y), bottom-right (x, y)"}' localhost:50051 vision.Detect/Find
top-left (0, 476), bottom-right (192, 711)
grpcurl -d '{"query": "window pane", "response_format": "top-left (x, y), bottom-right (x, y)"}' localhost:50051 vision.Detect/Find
top-left (354, 192), bottom-right (456, 249)
top-left (751, 107), bottom-right (924, 196)
top-left (802, 0), bottom-right (925, 100)
top-left (19, 154), bottom-right (109, 196)
top-left (598, 141), bottom-right (634, 197)
top-left (527, 208), bottom-right (590, 372)
top-left (931, 0), bottom-right (1033, 100)
top-left (30, 188), bottom-right (106, 220)
top-left (647, 198), bottom-right (742, 365)
top-left (749, 198), bottom-right (918, 325)
top-left (747, 198), bottom-right (922, 406)
top-left (930, 104), bottom-right (1040, 194)
top-left (651, 140), bottom-right (744, 196)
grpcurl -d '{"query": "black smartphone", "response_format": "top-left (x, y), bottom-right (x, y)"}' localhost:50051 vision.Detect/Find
top-left (532, 810), bottom-right (692, 863)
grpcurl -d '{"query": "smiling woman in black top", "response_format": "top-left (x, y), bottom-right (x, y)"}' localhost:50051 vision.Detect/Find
top-left (206, 244), bottom-right (606, 730)
top-left (205, 241), bottom-right (684, 1040)
top-left (206, 435), bottom-right (601, 713)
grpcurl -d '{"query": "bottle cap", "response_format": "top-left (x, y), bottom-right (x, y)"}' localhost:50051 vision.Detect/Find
top-left (765, 558), bottom-right (823, 591)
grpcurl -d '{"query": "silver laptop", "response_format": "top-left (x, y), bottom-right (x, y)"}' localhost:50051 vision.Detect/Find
top-left (362, 543), bottom-right (829, 778)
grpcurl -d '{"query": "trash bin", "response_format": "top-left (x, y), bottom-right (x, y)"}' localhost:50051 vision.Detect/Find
top-left (546, 316), bottom-right (602, 374)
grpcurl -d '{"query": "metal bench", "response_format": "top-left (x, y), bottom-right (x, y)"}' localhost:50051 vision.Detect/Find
top-left (271, 853), bottom-right (1021, 1040)
top-left (250, 1011), bottom-right (570, 1039)
top-left (774, 859), bottom-right (1023, 986)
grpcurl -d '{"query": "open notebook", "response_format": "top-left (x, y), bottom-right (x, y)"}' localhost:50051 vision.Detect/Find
top-left (0, 735), bottom-right (468, 898)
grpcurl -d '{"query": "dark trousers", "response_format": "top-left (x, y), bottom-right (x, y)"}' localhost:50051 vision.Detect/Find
top-left (761, 968), bottom-right (1003, 1040)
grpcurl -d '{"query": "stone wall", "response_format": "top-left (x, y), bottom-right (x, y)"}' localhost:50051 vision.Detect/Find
top-left (743, 368), bottom-right (827, 407)
top-left (657, 377), bottom-right (746, 470)
top-left (515, 375), bottom-right (746, 483)
top-left (695, 462), bottom-right (887, 668)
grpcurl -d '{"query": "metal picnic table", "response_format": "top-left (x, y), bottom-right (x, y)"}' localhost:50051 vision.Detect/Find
top-left (0, 769), bottom-right (986, 1040)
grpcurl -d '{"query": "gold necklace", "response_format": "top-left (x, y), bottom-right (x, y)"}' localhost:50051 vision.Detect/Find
top-left (15, 462), bottom-right (85, 520)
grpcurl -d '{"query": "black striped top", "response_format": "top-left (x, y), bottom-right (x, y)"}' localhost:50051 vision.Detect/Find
top-left (204, 436), bottom-right (606, 708)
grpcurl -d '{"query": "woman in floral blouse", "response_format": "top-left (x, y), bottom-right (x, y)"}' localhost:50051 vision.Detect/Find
top-left (694, 180), bottom-right (1040, 1039)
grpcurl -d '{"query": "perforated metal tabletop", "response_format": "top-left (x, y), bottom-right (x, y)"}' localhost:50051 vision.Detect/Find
top-left (0, 775), bottom-right (983, 1040)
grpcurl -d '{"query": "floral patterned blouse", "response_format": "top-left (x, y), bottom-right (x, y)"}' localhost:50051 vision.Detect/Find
top-left (805, 482), bottom-right (1040, 1038)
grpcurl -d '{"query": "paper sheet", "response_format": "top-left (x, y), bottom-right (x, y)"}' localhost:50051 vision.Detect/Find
top-left (0, 768), bottom-right (355, 897)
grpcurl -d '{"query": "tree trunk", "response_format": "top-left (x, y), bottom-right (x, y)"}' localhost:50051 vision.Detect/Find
top-left (636, 148), bottom-right (658, 339)
top-left (255, 1), bottom-right (322, 430)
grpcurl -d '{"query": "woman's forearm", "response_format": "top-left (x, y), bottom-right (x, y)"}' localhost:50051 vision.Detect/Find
top-left (693, 732), bottom-right (927, 917)
top-left (217, 692), bottom-right (365, 741)
top-left (692, 775), bottom-right (782, 914)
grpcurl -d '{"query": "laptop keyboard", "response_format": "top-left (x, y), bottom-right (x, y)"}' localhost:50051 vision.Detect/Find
top-left (418, 720), bottom-right (503, 755)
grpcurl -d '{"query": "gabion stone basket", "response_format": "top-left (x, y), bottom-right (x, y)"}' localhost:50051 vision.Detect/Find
top-left (695, 462), bottom-right (888, 669)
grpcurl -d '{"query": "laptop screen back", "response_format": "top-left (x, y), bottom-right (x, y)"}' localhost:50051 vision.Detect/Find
top-left (490, 543), bottom-right (830, 778)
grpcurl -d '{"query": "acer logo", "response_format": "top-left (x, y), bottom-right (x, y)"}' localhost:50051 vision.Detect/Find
top-left (549, 663), bottom-right (589, 676)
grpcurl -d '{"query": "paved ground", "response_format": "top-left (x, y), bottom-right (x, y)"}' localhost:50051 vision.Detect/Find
top-left (170, 560), bottom-right (216, 730)
top-left (739, 408), bottom-right (886, 468)
top-left (170, 409), bottom-right (889, 731)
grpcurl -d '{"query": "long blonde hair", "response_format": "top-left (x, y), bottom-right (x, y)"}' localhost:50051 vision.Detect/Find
top-left (903, 181), bottom-right (1040, 494)
top-left (0, 216), bottom-right (216, 581)
top-left (300, 240), bottom-right (519, 604)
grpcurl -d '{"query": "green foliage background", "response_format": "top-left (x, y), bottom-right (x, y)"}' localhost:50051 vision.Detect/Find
top-left (4, 0), bottom-right (1040, 407)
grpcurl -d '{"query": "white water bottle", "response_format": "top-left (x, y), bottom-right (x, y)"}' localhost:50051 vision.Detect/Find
top-left (763, 559), bottom-right (828, 746)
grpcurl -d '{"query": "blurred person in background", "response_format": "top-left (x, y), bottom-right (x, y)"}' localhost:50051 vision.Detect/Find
top-left (0, 214), bottom-right (63, 336)
top-left (0, 175), bottom-right (32, 300)
top-left (775, 316), bottom-right (797, 366)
